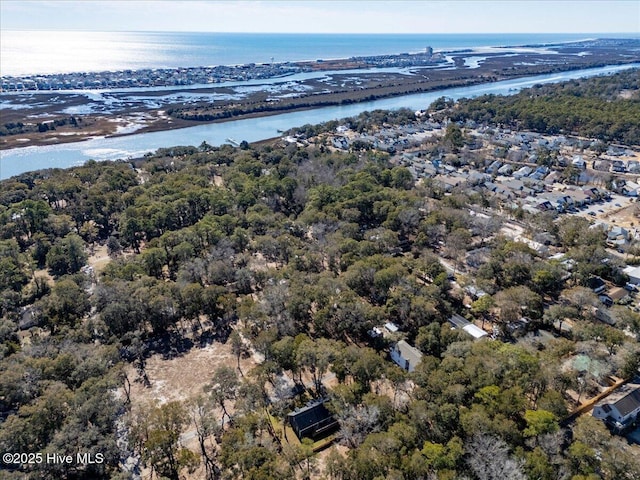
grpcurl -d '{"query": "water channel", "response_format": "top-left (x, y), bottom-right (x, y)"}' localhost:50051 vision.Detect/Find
top-left (1, 63), bottom-right (638, 180)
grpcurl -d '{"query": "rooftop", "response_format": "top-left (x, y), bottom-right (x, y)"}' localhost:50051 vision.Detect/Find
top-left (393, 340), bottom-right (423, 370)
top-left (596, 383), bottom-right (640, 417)
top-left (287, 400), bottom-right (339, 441)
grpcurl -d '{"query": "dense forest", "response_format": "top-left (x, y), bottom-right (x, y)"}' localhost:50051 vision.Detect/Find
top-left (1, 72), bottom-right (640, 480)
top-left (440, 68), bottom-right (640, 145)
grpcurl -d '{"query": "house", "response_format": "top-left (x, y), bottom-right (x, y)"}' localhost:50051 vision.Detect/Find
top-left (434, 174), bottom-right (464, 192)
top-left (572, 156), bottom-right (587, 169)
top-left (497, 164), bottom-right (513, 175)
top-left (503, 179), bottom-right (525, 194)
top-left (529, 166), bottom-right (549, 180)
top-left (468, 171), bottom-right (490, 185)
top-left (611, 160), bottom-right (626, 173)
top-left (540, 192), bottom-right (572, 212)
top-left (487, 160), bottom-right (502, 174)
top-left (464, 284), bottom-right (488, 299)
top-left (534, 198), bottom-right (554, 212)
top-left (19, 306), bottom-right (40, 330)
top-left (513, 166), bottom-right (533, 179)
top-left (332, 137), bottom-right (349, 150)
top-left (594, 307), bottom-right (616, 325)
top-left (448, 314), bottom-right (488, 340)
top-left (627, 161), bottom-right (640, 173)
top-left (593, 159), bottom-right (612, 172)
top-left (623, 181), bottom-right (640, 197)
top-left (390, 340), bottom-right (423, 372)
top-left (581, 186), bottom-right (603, 202)
top-left (593, 383), bottom-right (640, 432)
top-left (421, 162), bottom-right (437, 177)
top-left (567, 189), bottom-right (590, 207)
top-left (624, 265), bottom-right (640, 285)
top-left (607, 287), bottom-right (629, 303)
top-left (384, 322), bottom-right (399, 333)
top-left (287, 399), bottom-right (340, 441)
top-left (588, 276), bottom-right (606, 294)
top-left (484, 182), bottom-right (499, 192)
top-left (598, 294), bottom-right (613, 307)
top-left (506, 317), bottom-right (530, 336)
top-left (608, 226), bottom-right (629, 243)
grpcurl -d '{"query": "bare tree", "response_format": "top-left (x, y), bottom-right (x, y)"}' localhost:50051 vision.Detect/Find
top-left (336, 403), bottom-right (380, 449)
top-left (465, 434), bottom-right (526, 480)
top-left (188, 395), bottom-right (221, 480)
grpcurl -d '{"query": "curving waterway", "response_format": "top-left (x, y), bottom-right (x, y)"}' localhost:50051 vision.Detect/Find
top-left (1, 63), bottom-right (638, 180)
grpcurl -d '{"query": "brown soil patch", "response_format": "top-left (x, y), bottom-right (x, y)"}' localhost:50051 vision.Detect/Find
top-left (124, 337), bottom-right (259, 480)
top-left (127, 340), bottom-right (256, 405)
top-left (600, 202), bottom-right (640, 229)
top-left (87, 244), bottom-right (111, 273)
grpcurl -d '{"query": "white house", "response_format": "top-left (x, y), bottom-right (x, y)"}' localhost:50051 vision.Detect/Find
top-left (384, 322), bottom-right (399, 333)
top-left (572, 155), bottom-right (587, 169)
top-left (623, 181), bottom-right (640, 197)
top-left (513, 166), bottom-right (533, 179)
top-left (624, 265), bottom-right (640, 285)
top-left (593, 383), bottom-right (640, 431)
top-left (390, 340), bottom-right (423, 372)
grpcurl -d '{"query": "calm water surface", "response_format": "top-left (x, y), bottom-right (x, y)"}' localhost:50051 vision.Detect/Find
top-left (1, 31), bottom-right (617, 76)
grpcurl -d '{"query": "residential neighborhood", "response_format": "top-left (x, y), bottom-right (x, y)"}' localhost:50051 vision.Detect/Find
top-left (287, 109), bottom-right (640, 444)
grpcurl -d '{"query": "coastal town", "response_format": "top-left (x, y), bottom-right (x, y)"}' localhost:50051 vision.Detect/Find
top-left (4, 78), bottom-right (638, 476)
top-left (0, 49), bottom-right (446, 92)
top-left (315, 112), bottom-right (640, 226)
top-left (0, 63), bottom-right (310, 92)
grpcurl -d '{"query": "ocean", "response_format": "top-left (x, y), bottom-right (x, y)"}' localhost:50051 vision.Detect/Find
top-left (1, 31), bottom-right (634, 77)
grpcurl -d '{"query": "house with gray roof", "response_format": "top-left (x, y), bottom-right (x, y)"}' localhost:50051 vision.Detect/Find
top-left (390, 340), bottom-right (423, 372)
top-left (486, 160), bottom-right (502, 174)
top-left (513, 166), bottom-right (533, 179)
top-left (448, 314), bottom-right (489, 340)
top-left (572, 156), bottom-right (587, 169)
top-left (593, 383), bottom-right (640, 432)
top-left (497, 164), bottom-right (513, 175)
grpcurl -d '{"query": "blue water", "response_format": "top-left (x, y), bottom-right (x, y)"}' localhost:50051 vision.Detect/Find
top-left (1, 64), bottom-right (637, 180)
top-left (1, 31), bottom-right (633, 76)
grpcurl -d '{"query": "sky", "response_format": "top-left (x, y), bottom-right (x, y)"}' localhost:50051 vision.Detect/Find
top-left (1, 0), bottom-right (639, 34)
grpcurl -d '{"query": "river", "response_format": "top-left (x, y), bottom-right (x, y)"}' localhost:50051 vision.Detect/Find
top-left (1, 63), bottom-right (638, 180)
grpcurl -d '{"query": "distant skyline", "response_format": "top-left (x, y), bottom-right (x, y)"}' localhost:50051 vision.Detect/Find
top-left (2, 0), bottom-right (639, 34)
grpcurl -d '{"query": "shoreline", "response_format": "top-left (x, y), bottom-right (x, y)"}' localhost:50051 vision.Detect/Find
top-left (1, 62), bottom-right (637, 155)
top-left (3, 37), bottom-right (638, 92)
top-left (2, 39), bottom-right (640, 151)
top-left (1, 62), bottom-right (639, 180)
